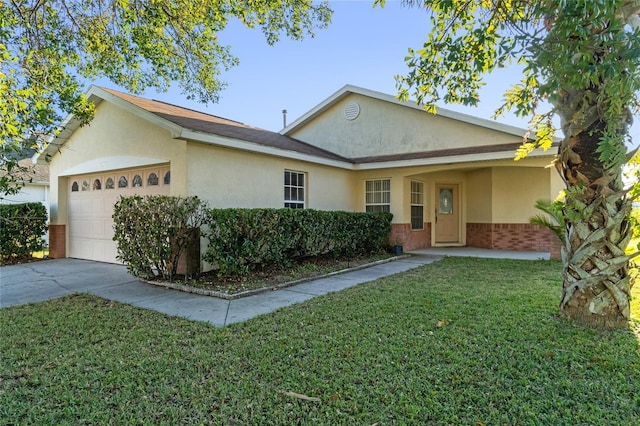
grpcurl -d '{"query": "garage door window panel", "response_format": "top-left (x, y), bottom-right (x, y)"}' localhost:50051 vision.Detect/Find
top-left (132, 175), bottom-right (143, 187)
top-left (148, 173), bottom-right (159, 186)
top-left (105, 178), bottom-right (115, 189)
top-left (119, 176), bottom-right (128, 188)
top-left (71, 182), bottom-right (79, 192)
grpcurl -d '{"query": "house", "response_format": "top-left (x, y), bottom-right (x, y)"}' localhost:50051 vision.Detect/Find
top-left (37, 84), bottom-right (563, 267)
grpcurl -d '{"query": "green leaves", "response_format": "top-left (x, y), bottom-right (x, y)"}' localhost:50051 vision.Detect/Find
top-left (112, 195), bottom-right (207, 280)
top-left (0, 202), bottom-right (48, 263)
top-left (395, 1), bottom-right (538, 112)
top-left (203, 208), bottom-right (392, 277)
top-left (0, 0), bottom-right (332, 195)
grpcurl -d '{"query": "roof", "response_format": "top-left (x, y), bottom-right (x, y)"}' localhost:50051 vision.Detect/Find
top-left (39, 86), bottom-right (352, 167)
top-left (38, 85), bottom-right (556, 170)
top-left (0, 158), bottom-right (49, 184)
top-left (282, 84), bottom-right (540, 140)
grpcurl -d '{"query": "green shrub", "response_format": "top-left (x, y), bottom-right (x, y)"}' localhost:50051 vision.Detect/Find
top-left (112, 196), bottom-right (207, 281)
top-left (0, 202), bottom-right (48, 262)
top-left (203, 208), bottom-right (392, 277)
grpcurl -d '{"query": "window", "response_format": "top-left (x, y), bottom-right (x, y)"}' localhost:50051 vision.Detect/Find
top-left (411, 180), bottom-right (424, 230)
top-left (93, 179), bottom-right (102, 190)
top-left (147, 173), bottom-right (159, 186)
top-left (105, 178), bottom-right (115, 189)
top-left (365, 179), bottom-right (390, 213)
top-left (132, 175), bottom-right (143, 187)
top-left (164, 171), bottom-right (171, 185)
top-left (81, 180), bottom-right (90, 191)
top-left (284, 170), bottom-right (305, 209)
top-left (118, 176), bottom-right (128, 188)
top-left (71, 181), bottom-right (79, 192)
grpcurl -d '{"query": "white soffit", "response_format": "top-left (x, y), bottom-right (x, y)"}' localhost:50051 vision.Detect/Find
top-left (353, 148), bottom-right (555, 170)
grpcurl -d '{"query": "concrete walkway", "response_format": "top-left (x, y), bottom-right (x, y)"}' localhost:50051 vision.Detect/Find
top-left (0, 248), bottom-right (549, 326)
top-left (411, 247), bottom-right (550, 260)
top-left (0, 255), bottom-right (441, 326)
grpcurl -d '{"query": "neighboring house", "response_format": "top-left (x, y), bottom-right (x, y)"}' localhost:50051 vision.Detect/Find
top-left (0, 157), bottom-right (50, 244)
top-left (37, 84), bottom-right (563, 267)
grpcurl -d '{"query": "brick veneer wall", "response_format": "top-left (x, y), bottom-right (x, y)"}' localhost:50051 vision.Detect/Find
top-left (467, 223), bottom-right (560, 256)
top-left (390, 223), bottom-right (431, 251)
top-left (48, 224), bottom-right (66, 259)
top-left (389, 222), bottom-right (562, 258)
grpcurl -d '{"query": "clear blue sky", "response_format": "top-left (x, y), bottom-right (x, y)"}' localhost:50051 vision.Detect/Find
top-left (95, 0), bottom-right (639, 150)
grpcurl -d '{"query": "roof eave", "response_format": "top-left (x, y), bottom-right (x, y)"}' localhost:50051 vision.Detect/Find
top-left (281, 84), bottom-right (559, 142)
top-left (353, 148), bottom-right (556, 170)
top-left (180, 130), bottom-right (354, 170)
top-left (36, 86), bottom-right (184, 164)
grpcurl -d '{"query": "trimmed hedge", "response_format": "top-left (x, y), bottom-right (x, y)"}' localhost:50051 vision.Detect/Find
top-left (203, 208), bottom-right (392, 277)
top-left (0, 202), bottom-right (48, 262)
top-left (112, 196), bottom-right (207, 281)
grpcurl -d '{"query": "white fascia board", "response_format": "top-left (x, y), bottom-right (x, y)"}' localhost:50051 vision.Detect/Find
top-left (36, 86), bottom-right (184, 165)
top-left (280, 84), bottom-right (353, 134)
top-left (180, 130), bottom-right (354, 170)
top-left (281, 84), bottom-right (559, 142)
top-left (36, 112), bottom-right (86, 164)
top-left (353, 149), bottom-right (556, 170)
top-left (88, 86), bottom-right (183, 138)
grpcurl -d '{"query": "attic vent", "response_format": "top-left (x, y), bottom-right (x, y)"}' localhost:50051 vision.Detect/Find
top-left (344, 102), bottom-right (360, 120)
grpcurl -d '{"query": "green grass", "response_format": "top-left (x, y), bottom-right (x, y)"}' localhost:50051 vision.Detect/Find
top-left (1, 258), bottom-right (639, 425)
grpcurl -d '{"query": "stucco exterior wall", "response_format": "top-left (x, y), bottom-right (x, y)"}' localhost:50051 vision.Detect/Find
top-left (47, 101), bottom-right (188, 225)
top-left (466, 168), bottom-right (492, 222)
top-left (287, 93), bottom-right (523, 159)
top-left (186, 143), bottom-right (356, 211)
top-left (491, 167), bottom-right (551, 223)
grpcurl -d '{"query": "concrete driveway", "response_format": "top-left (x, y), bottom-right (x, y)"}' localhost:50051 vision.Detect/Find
top-left (0, 256), bottom-right (442, 326)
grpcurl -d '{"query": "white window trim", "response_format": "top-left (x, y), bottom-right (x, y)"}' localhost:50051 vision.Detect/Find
top-left (284, 169), bottom-right (306, 209)
top-left (410, 180), bottom-right (424, 230)
top-left (364, 178), bottom-right (391, 213)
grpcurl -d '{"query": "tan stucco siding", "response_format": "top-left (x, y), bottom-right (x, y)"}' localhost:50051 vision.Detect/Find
top-left (491, 167), bottom-right (550, 223)
top-left (47, 101), bottom-right (188, 225)
top-left (186, 143), bottom-right (356, 211)
top-left (466, 169), bottom-right (493, 222)
top-left (288, 93), bottom-right (524, 159)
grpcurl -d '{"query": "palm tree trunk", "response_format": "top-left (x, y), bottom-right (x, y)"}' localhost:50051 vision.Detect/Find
top-left (556, 119), bottom-right (634, 328)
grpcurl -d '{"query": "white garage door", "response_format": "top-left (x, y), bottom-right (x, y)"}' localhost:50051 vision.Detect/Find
top-left (68, 166), bottom-right (171, 263)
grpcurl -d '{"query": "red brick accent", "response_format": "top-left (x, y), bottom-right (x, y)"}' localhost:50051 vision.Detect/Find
top-left (390, 223), bottom-right (431, 251)
top-left (48, 224), bottom-right (66, 259)
top-left (466, 223), bottom-right (493, 249)
top-left (466, 223), bottom-right (559, 254)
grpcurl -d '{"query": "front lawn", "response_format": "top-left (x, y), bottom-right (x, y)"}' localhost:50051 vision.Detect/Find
top-left (1, 258), bottom-right (639, 424)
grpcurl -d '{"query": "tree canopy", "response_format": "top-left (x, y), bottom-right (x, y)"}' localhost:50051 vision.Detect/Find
top-left (0, 0), bottom-right (331, 195)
